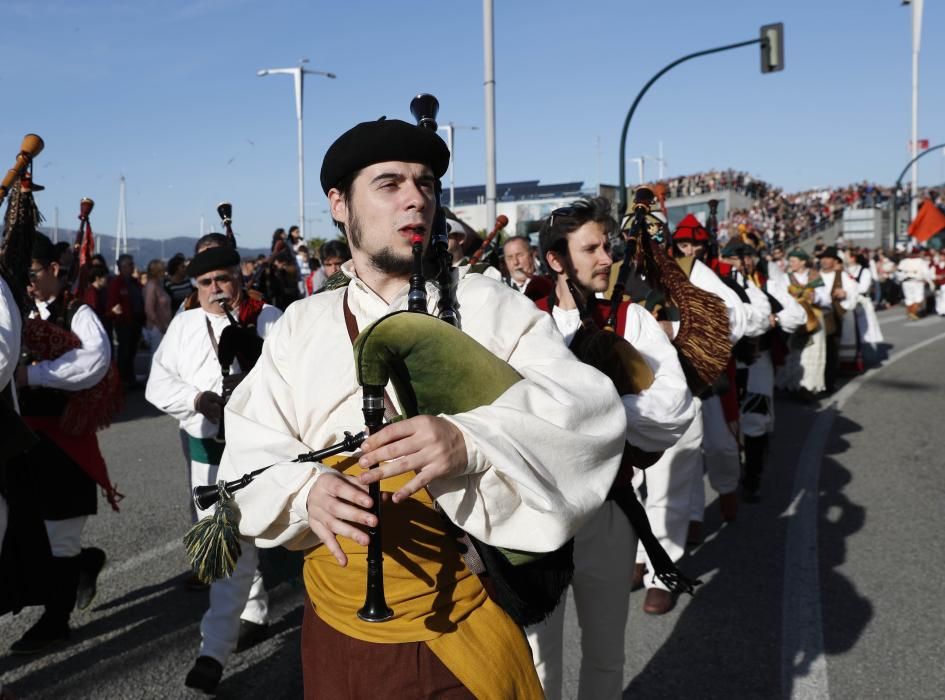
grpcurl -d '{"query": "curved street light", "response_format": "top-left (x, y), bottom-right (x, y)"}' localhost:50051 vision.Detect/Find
top-left (890, 142), bottom-right (945, 248)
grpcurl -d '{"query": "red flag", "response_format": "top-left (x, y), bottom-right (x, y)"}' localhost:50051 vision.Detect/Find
top-left (908, 198), bottom-right (945, 243)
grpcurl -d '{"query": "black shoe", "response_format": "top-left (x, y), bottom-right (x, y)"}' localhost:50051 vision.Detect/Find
top-left (184, 573), bottom-right (210, 592)
top-left (9, 613), bottom-right (70, 655)
top-left (185, 656), bottom-right (223, 694)
top-left (235, 620), bottom-right (269, 652)
top-left (76, 547), bottom-right (107, 611)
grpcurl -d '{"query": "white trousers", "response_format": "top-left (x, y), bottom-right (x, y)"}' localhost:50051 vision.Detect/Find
top-left (44, 516), bottom-right (88, 557)
top-left (902, 279), bottom-right (927, 306)
top-left (193, 459), bottom-right (270, 666)
top-left (526, 502), bottom-right (637, 700)
top-left (701, 395), bottom-right (740, 498)
top-left (634, 399), bottom-right (704, 591)
top-left (936, 287), bottom-right (945, 316)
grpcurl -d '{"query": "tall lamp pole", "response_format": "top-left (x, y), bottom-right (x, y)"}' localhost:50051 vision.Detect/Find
top-left (906, 0), bottom-right (924, 220)
top-left (483, 0), bottom-right (497, 227)
top-left (258, 60), bottom-right (336, 240)
top-left (617, 24), bottom-right (784, 219)
top-left (438, 122), bottom-right (479, 209)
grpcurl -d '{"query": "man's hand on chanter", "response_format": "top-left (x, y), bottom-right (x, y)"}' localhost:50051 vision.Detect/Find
top-left (306, 472), bottom-right (379, 567)
top-left (357, 415), bottom-right (467, 504)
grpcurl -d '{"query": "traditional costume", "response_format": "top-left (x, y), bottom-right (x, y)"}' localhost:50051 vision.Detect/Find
top-left (813, 247), bottom-right (858, 392)
top-left (780, 249), bottom-right (828, 396)
top-left (528, 285), bottom-right (694, 698)
top-left (9, 233), bottom-right (120, 653)
top-left (898, 254), bottom-right (932, 320)
top-left (216, 117), bottom-right (626, 699)
top-left (145, 245), bottom-right (282, 688)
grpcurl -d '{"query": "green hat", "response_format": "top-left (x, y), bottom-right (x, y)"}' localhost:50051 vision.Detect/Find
top-left (787, 248), bottom-right (810, 261)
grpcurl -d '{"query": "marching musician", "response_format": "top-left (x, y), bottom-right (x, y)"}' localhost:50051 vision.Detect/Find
top-left (216, 115), bottom-right (627, 698)
top-left (527, 197), bottom-right (695, 699)
top-left (9, 234), bottom-right (116, 655)
top-left (813, 246), bottom-right (858, 393)
top-left (145, 244), bottom-right (282, 693)
top-left (719, 239), bottom-right (806, 501)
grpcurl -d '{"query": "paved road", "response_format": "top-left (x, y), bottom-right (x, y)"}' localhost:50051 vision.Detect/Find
top-left (1, 308), bottom-right (943, 699)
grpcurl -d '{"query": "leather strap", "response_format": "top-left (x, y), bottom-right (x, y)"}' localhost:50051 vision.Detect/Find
top-left (342, 290), bottom-right (399, 421)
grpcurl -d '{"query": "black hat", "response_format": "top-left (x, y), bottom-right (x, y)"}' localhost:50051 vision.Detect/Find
top-left (186, 246), bottom-right (240, 278)
top-left (816, 245), bottom-right (842, 261)
top-left (720, 240), bottom-right (749, 258)
top-left (31, 232), bottom-right (55, 264)
top-left (319, 118), bottom-right (450, 195)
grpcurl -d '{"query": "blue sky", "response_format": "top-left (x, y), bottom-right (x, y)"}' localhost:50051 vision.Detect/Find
top-left (1, 0), bottom-right (942, 248)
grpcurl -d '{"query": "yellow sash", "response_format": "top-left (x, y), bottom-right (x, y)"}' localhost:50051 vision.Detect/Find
top-left (304, 456), bottom-right (543, 699)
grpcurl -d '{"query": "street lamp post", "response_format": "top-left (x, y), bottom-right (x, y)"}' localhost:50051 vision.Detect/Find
top-left (438, 122), bottom-right (479, 209)
top-left (258, 59), bottom-right (336, 241)
top-left (616, 24), bottom-right (784, 218)
top-left (906, 0), bottom-right (925, 219)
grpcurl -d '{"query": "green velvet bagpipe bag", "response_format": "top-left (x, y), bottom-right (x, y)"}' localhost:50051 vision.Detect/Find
top-left (353, 311), bottom-right (574, 626)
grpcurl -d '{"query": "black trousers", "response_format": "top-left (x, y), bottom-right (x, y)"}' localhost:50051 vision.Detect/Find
top-left (115, 323), bottom-right (141, 383)
top-left (825, 334), bottom-right (839, 392)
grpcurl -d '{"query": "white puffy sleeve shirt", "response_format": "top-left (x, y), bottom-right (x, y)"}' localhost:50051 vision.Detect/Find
top-left (687, 259), bottom-right (749, 344)
top-left (26, 303), bottom-right (110, 391)
top-left (218, 268), bottom-right (627, 554)
top-left (550, 303), bottom-right (694, 452)
top-left (145, 304), bottom-right (282, 438)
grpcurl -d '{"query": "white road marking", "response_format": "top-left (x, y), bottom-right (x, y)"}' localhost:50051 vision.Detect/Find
top-left (100, 538), bottom-right (182, 583)
top-left (782, 329), bottom-right (945, 700)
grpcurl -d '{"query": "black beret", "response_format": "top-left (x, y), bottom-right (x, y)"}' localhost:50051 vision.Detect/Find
top-left (186, 246), bottom-right (241, 278)
top-left (319, 118), bottom-right (450, 195)
top-left (31, 232), bottom-right (55, 263)
top-left (816, 245), bottom-right (842, 261)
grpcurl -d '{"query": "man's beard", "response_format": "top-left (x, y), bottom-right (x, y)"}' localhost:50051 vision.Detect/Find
top-left (369, 247), bottom-right (414, 277)
top-left (349, 209), bottom-right (415, 277)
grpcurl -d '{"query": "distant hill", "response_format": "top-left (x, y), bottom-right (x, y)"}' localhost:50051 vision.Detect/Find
top-left (38, 229), bottom-right (270, 264)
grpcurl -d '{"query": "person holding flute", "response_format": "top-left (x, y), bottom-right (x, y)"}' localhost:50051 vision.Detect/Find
top-left (212, 111), bottom-right (627, 698)
top-left (144, 244), bottom-right (281, 692)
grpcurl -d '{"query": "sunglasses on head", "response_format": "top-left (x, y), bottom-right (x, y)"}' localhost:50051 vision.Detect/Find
top-left (196, 273), bottom-right (233, 288)
top-left (548, 202), bottom-right (593, 228)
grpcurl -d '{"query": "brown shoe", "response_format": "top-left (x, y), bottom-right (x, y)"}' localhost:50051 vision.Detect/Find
top-left (719, 492), bottom-right (738, 522)
top-left (686, 520), bottom-right (704, 546)
top-left (643, 588), bottom-right (676, 615)
top-left (632, 563), bottom-right (646, 591)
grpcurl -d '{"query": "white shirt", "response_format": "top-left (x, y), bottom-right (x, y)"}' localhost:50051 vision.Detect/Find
top-left (0, 278), bottom-right (21, 392)
top-left (146, 303), bottom-right (282, 439)
top-left (765, 267), bottom-right (808, 334)
top-left (549, 302), bottom-right (694, 452)
top-left (688, 259), bottom-right (749, 344)
top-left (218, 263), bottom-right (627, 554)
top-left (26, 301), bottom-right (110, 391)
top-left (731, 271), bottom-right (772, 339)
top-left (814, 270), bottom-right (859, 313)
top-left (847, 264), bottom-right (873, 296)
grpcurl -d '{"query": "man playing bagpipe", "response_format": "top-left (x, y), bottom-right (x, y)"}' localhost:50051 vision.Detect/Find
top-left (9, 233), bottom-right (121, 654)
top-left (718, 239), bottom-right (806, 502)
top-left (208, 114), bottom-right (628, 698)
top-left (526, 197), bottom-right (695, 699)
top-left (145, 244), bottom-right (282, 692)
